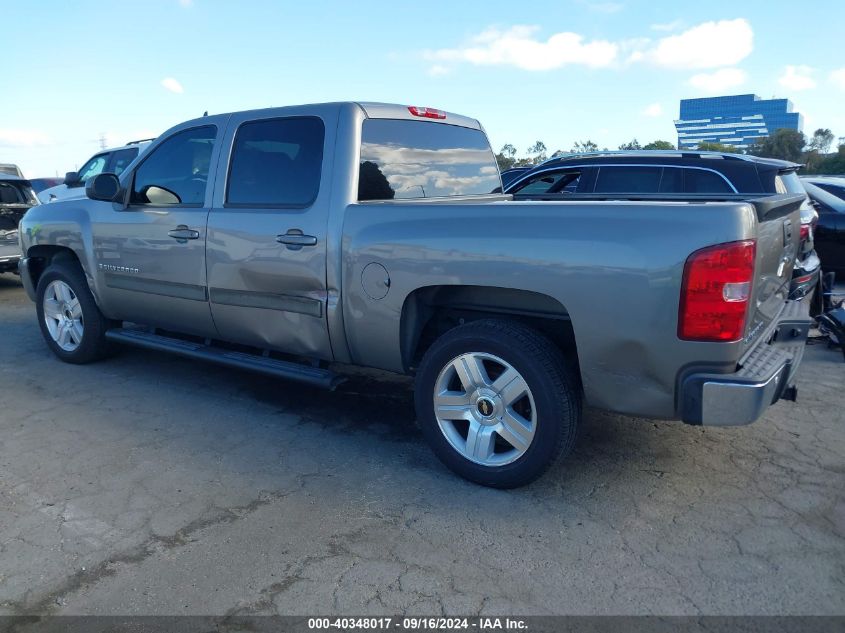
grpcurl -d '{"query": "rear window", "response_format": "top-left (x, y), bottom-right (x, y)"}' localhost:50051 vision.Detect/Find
top-left (775, 170), bottom-right (805, 194)
top-left (358, 119), bottom-right (500, 200)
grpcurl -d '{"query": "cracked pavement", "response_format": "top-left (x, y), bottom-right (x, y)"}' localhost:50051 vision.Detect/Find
top-left (0, 275), bottom-right (843, 616)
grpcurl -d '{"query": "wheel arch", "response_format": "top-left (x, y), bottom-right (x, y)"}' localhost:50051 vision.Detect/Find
top-left (24, 245), bottom-right (85, 291)
top-left (400, 284), bottom-right (581, 384)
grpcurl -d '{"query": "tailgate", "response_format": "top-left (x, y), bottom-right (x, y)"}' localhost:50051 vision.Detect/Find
top-left (741, 194), bottom-right (805, 356)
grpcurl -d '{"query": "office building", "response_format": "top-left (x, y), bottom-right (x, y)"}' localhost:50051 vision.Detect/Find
top-left (674, 94), bottom-right (803, 150)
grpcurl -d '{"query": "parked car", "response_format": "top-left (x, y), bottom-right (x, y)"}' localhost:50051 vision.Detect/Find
top-left (28, 177), bottom-right (65, 194)
top-left (18, 103), bottom-right (810, 488)
top-left (38, 139), bottom-right (154, 204)
top-left (0, 175), bottom-right (38, 274)
top-left (0, 163), bottom-right (24, 178)
top-left (505, 151), bottom-right (821, 302)
top-left (801, 176), bottom-right (845, 276)
top-left (500, 167), bottom-right (531, 188)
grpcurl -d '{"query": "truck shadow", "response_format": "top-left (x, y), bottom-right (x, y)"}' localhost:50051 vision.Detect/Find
top-left (237, 362), bottom-right (682, 491)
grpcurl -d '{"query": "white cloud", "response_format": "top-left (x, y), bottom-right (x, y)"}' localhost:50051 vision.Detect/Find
top-left (178, 0), bottom-right (193, 7)
top-left (830, 68), bottom-right (845, 91)
top-left (778, 65), bottom-right (816, 91)
top-left (642, 102), bottom-right (663, 117)
top-left (161, 77), bottom-right (184, 94)
top-left (0, 128), bottom-right (51, 147)
top-left (424, 25), bottom-right (618, 71)
top-left (423, 18), bottom-right (752, 74)
top-left (648, 19), bottom-right (753, 69)
top-left (427, 65), bottom-right (450, 77)
top-left (650, 19), bottom-right (683, 32)
top-left (688, 68), bottom-right (747, 93)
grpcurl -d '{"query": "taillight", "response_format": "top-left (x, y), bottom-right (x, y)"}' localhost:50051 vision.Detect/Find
top-left (799, 224), bottom-right (811, 242)
top-left (679, 240), bottom-right (756, 342)
top-left (408, 106), bottom-right (446, 119)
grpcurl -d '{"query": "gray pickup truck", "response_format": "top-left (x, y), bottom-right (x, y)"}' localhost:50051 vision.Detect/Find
top-left (18, 102), bottom-right (810, 487)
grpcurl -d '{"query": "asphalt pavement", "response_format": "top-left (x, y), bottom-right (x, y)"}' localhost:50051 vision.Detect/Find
top-left (0, 274), bottom-right (843, 616)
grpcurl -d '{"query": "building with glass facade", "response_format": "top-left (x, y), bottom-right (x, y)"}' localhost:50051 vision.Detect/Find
top-left (674, 94), bottom-right (803, 150)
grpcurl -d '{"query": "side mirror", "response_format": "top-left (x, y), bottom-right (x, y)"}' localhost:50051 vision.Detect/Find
top-left (86, 173), bottom-right (121, 202)
top-left (64, 171), bottom-right (81, 186)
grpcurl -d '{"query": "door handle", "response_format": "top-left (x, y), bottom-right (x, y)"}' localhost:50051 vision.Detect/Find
top-left (168, 225), bottom-right (200, 241)
top-left (276, 230), bottom-right (317, 250)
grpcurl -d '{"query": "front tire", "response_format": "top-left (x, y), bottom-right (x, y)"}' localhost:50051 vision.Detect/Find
top-left (415, 319), bottom-right (581, 488)
top-left (35, 261), bottom-right (116, 364)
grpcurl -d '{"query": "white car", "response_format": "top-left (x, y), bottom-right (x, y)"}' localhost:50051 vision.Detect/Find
top-left (38, 139), bottom-right (153, 203)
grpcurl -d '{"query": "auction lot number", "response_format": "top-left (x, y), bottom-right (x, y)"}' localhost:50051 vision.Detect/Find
top-left (308, 617), bottom-right (472, 630)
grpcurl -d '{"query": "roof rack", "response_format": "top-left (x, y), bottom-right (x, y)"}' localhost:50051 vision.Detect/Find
top-left (126, 138), bottom-right (156, 146)
top-left (545, 150), bottom-right (756, 162)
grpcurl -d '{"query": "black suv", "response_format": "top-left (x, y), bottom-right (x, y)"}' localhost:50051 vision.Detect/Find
top-left (504, 151), bottom-right (820, 302)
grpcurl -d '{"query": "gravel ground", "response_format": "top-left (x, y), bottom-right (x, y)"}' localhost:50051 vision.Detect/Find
top-left (0, 274), bottom-right (843, 616)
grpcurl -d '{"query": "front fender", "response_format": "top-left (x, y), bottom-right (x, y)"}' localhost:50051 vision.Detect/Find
top-left (19, 201), bottom-right (102, 304)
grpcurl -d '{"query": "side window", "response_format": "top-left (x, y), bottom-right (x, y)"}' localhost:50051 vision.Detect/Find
top-left (658, 168), bottom-right (684, 193)
top-left (594, 166), bottom-right (662, 193)
top-left (130, 126), bottom-right (216, 206)
top-left (512, 170), bottom-right (581, 194)
top-left (108, 148), bottom-right (139, 176)
top-left (685, 169), bottom-right (733, 193)
top-left (227, 117), bottom-right (324, 207)
top-left (77, 154), bottom-right (108, 183)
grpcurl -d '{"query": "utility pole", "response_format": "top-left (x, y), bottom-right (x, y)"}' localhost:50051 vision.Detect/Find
top-left (98, 133), bottom-right (107, 150)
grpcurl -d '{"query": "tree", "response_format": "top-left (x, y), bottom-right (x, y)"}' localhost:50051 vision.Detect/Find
top-left (570, 140), bottom-right (598, 153)
top-left (812, 144), bottom-right (845, 175)
top-left (618, 139), bottom-right (642, 151)
top-left (808, 128), bottom-right (835, 154)
top-left (697, 141), bottom-right (742, 153)
top-left (642, 140), bottom-right (675, 150)
top-left (747, 129), bottom-right (806, 162)
top-left (494, 144), bottom-right (518, 171)
top-left (527, 140), bottom-right (548, 164)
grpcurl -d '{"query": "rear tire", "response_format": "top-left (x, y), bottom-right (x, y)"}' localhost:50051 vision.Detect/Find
top-left (414, 319), bottom-right (581, 488)
top-left (35, 261), bottom-right (116, 364)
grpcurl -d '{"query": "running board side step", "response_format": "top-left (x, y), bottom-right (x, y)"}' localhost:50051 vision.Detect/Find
top-left (105, 329), bottom-right (344, 390)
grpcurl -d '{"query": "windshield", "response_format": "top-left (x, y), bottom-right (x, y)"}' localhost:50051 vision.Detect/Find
top-left (358, 119), bottom-right (500, 200)
top-left (77, 153), bottom-right (109, 183)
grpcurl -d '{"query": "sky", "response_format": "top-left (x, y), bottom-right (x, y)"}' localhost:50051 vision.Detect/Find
top-left (3, 0), bottom-right (845, 177)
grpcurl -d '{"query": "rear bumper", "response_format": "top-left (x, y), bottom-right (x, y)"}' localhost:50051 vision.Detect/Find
top-left (679, 300), bottom-right (811, 426)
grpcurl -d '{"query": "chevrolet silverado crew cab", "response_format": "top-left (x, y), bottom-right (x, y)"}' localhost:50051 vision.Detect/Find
top-left (18, 102), bottom-right (810, 488)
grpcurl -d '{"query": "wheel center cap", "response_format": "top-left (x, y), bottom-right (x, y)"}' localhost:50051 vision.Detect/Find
top-left (476, 397), bottom-right (495, 418)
